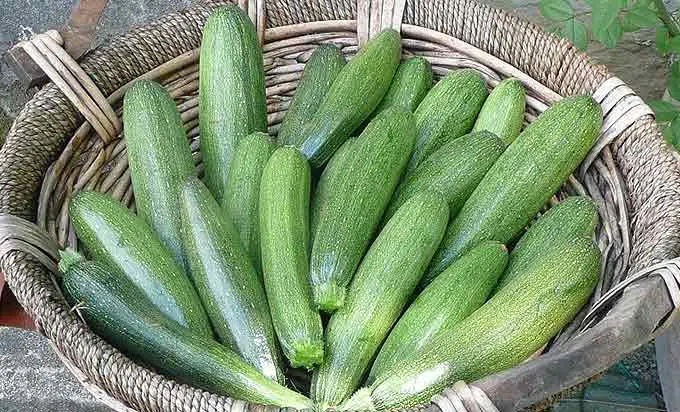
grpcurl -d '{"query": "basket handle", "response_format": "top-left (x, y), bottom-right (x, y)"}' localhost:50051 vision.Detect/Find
top-left (5, 0), bottom-right (109, 88)
top-left (357, 0), bottom-right (407, 46)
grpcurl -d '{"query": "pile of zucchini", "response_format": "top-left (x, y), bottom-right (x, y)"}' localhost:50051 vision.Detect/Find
top-left (59, 4), bottom-right (604, 410)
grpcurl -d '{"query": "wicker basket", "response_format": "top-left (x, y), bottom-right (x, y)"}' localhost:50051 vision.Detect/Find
top-left (2, 0), bottom-right (680, 411)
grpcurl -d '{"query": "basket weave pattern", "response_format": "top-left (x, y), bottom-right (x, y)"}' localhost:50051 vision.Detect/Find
top-left (1, 1), bottom-right (680, 411)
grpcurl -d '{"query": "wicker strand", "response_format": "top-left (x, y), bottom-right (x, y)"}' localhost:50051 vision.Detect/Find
top-left (356, 0), bottom-right (406, 45)
top-left (432, 381), bottom-right (500, 412)
top-left (0, 214), bottom-right (60, 275)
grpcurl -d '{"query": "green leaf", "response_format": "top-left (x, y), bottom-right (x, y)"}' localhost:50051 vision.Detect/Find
top-left (657, 26), bottom-right (670, 55)
top-left (668, 76), bottom-right (680, 101)
top-left (622, 0), bottom-right (659, 31)
top-left (591, 0), bottom-right (622, 34)
top-left (540, 0), bottom-right (574, 21)
top-left (564, 18), bottom-right (589, 50)
top-left (668, 36), bottom-right (680, 54)
top-left (649, 100), bottom-right (680, 122)
top-left (669, 118), bottom-right (680, 150)
top-left (593, 17), bottom-right (624, 48)
top-left (672, 61), bottom-right (680, 80)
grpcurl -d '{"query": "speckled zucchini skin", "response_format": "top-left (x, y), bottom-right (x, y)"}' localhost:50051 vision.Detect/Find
top-left (367, 241), bottom-right (508, 384)
top-left (259, 147), bottom-right (323, 369)
top-left (180, 177), bottom-right (283, 383)
top-left (311, 191), bottom-right (449, 407)
top-left (310, 137), bottom-right (355, 244)
top-left (351, 236), bottom-right (599, 410)
top-left (496, 196), bottom-right (598, 290)
top-left (278, 44), bottom-right (346, 146)
top-left (223, 132), bottom-right (276, 275)
top-left (473, 78), bottom-right (527, 144)
top-left (123, 79), bottom-right (195, 273)
top-left (199, 5), bottom-right (267, 202)
top-left (309, 107), bottom-right (416, 312)
top-left (406, 69), bottom-right (488, 174)
top-left (60, 256), bottom-right (313, 409)
top-left (69, 191), bottom-right (212, 337)
top-left (384, 130), bottom-right (505, 225)
top-left (369, 56), bottom-right (433, 118)
top-left (426, 95), bottom-right (603, 281)
top-left (299, 30), bottom-right (402, 168)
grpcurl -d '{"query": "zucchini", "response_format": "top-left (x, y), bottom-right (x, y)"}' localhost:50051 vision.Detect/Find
top-left (123, 79), bottom-right (194, 272)
top-left (369, 56), bottom-right (432, 118)
top-left (222, 132), bottom-right (275, 274)
top-left (59, 252), bottom-right (313, 409)
top-left (311, 190), bottom-right (449, 407)
top-left (425, 95), bottom-right (603, 282)
top-left (299, 29), bottom-right (402, 168)
top-left (180, 176), bottom-right (283, 383)
top-left (310, 107), bottom-right (416, 312)
top-left (348, 236), bottom-right (600, 410)
top-left (367, 240), bottom-right (508, 384)
top-left (406, 69), bottom-right (488, 174)
top-left (278, 44), bottom-right (346, 146)
top-left (69, 191), bottom-right (212, 337)
top-left (199, 5), bottom-right (267, 201)
top-left (383, 130), bottom-right (506, 223)
top-left (310, 137), bottom-right (355, 243)
top-left (259, 147), bottom-right (324, 369)
top-left (473, 78), bottom-right (527, 144)
top-left (496, 196), bottom-right (598, 290)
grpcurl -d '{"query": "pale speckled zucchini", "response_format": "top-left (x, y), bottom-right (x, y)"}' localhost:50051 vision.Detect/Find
top-left (473, 78), bottom-right (527, 145)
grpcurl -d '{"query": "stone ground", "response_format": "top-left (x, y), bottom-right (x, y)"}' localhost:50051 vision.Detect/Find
top-left (0, 1), bottom-right (673, 411)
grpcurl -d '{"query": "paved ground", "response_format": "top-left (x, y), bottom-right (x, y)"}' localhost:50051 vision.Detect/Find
top-left (0, 1), bottom-right (672, 411)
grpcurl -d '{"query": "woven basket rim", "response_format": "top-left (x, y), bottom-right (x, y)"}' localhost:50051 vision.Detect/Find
top-left (1, 1), bottom-right (678, 411)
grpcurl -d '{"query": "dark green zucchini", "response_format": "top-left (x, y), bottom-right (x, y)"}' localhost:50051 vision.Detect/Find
top-left (69, 191), bottom-right (212, 337)
top-left (180, 176), bottom-right (283, 383)
top-left (59, 252), bottom-right (313, 409)
top-left (369, 56), bottom-right (433, 118)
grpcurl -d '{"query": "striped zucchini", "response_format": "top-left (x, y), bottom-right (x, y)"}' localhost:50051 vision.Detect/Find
top-left (426, 96), bottom-right (603, 282)
top-left (259, 147), bottom-right (323, 368)
top-left (59, 252), bottom-right (313, 409)
top-left (406, 69), bottom-right (488, 174)
top-left (348, 236), bottom-right (600, 410)
top-left (123, 79), bottom-right (195, 272)
top-left (69, 191), bottom-right (212, 337)
top-left (299, 29), bottom-right (402, 168)
top-left (310, 107), bottom-right (416, 312)
top-left (222, 132), bottom-right (276, 274)
top-left (496, 196), bottom-right (599, 290)
top-left (367, 241), bottom-right (508, 384)
top-left (311, 191), bottom-right (449, 407)
top-left (278, 44), bottom-right (346, 146)
top-left (473, 78), bottom-right (527, 144)
top-left (384, 130), bottom-right (505, 224)
top-left (199, 5), bottom-right (267, 201)
top-left (180, 176), bottom-right (283, 383)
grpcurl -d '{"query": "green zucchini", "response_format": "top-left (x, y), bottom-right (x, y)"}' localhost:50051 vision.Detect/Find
top-left (69, 191), bottom-right (211, 337)
top-left (367, 240), bottom-right (508, 384)
top-left (425, 95), bottom-right (603, 283)
top-left (259, 147), bottom-right (323, 369)
top-left (123, 79), bottom-right (195, 272)
top-left (383, 130), bottom-right (506, 223)
top-left (199, 5), bottom-right (267, 202)
top-left (222, 132), bottom-right (275, 274)
top-left (369, 56), bottom-right (433, 118)
top-left (473, 78), bottom-right (527, 145)
top-left (496, 196), bottom-right (598, 290)
top-left (347, 236), bottom-right (600, 410)
top-left (311, 190), bottom-right (449, 407)
top-left (278, 44), bottom-right (346, 146)
top-left (59, 252), bottom-right (313, 409)
top-left (406, 69), bottom-right (488, 174)
top-left (299, 29), bottom-right (402, 168)
top-left (180, 176), bottom-right (283, 383)
top-left (310, 107), bottom-right (416, 312)
top-left (310, 137), bottom-right (355, 243)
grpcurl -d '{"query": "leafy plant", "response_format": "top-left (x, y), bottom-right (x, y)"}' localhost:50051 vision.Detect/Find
top-left (539, 0), bottom-right (680, 149)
